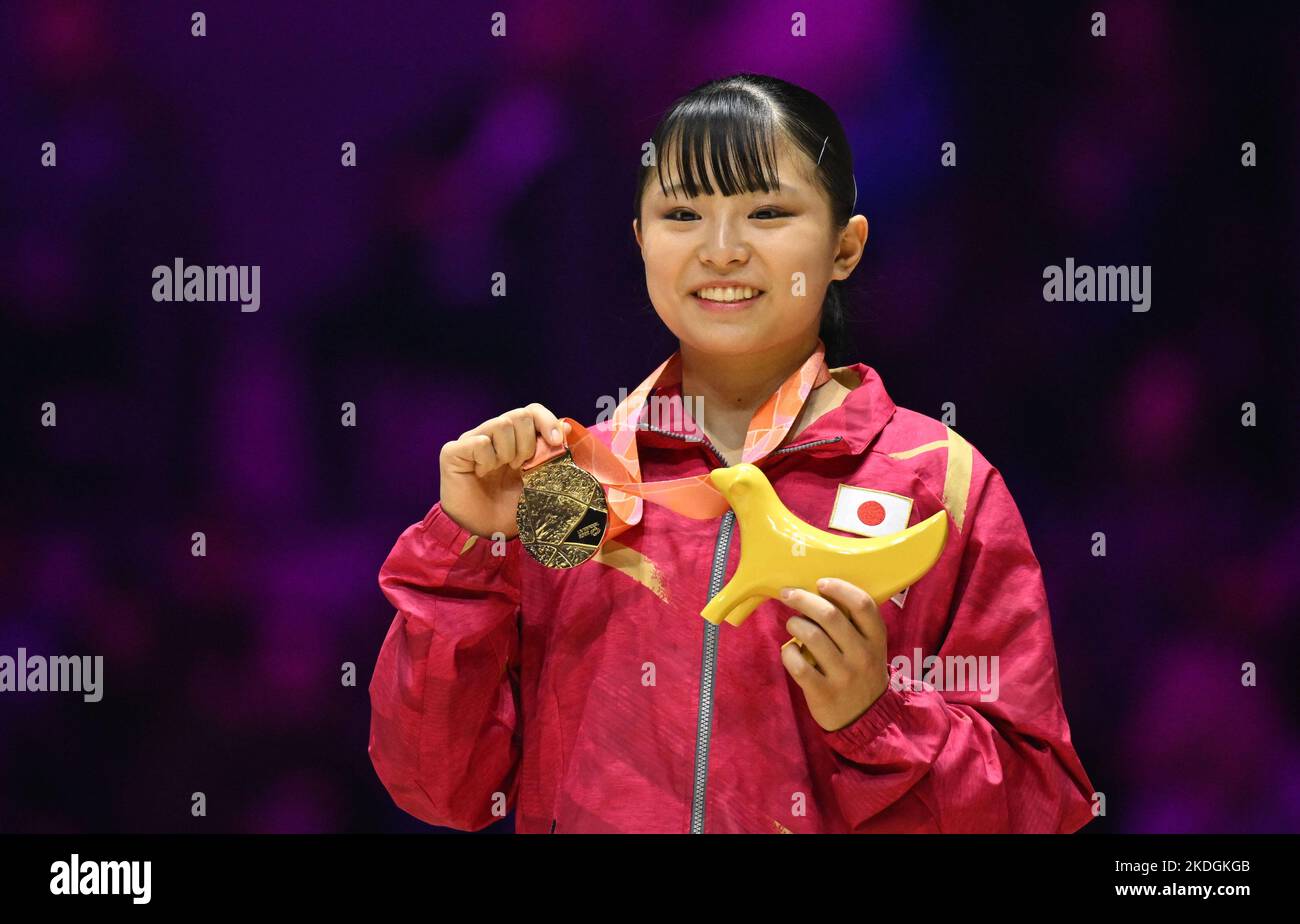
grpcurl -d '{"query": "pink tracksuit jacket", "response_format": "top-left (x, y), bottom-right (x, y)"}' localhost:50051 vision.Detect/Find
top-left (367, 363), bottom-right (1097, 833)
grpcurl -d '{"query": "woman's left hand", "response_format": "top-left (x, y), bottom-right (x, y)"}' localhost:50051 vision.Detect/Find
top-left (778, 577), bottom-right (891, 733)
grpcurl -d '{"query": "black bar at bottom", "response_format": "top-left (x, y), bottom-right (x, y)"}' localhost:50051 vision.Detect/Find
top-left (0, 833), bottom-right (1287, 909)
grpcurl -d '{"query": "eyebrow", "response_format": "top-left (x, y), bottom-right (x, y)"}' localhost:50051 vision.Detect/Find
top-left (658, 182), bottom-right (798, 199)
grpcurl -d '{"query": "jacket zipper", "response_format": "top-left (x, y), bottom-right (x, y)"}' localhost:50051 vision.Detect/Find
top-left (770, 435), bottom-right (843, 455)
top-left (641, 424), bottom-right (843, 833)
top-left (691, 509), bottom-right (733, 833)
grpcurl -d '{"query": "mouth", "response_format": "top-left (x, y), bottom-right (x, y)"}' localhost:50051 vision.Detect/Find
top-left (690, 285), bottom-right (765, 313)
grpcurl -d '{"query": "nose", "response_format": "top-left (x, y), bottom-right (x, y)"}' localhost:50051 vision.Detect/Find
top-left (698, 213), bottom-right (750, 267)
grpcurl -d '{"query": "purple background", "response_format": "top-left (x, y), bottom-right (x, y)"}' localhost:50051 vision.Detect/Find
top-left (2, 0), bottom-right (1297, 833)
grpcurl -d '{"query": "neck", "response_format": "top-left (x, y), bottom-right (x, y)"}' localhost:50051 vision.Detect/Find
top-left (679, 331), bottom-right (821, 450)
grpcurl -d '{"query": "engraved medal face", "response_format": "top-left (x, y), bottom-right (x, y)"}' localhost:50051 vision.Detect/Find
top-left (516, 450), bottom-right (608, 568)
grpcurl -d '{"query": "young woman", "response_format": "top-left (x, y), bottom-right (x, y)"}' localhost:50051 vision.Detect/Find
top-left (368, 74), bottom-right (1096, 833)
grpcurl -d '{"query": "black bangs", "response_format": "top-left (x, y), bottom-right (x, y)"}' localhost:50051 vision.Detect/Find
top-left (651, 91), bottom-right (786, 202)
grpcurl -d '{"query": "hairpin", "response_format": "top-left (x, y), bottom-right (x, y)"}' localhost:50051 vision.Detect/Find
top-left (817, 135), bottom-right (857, 210)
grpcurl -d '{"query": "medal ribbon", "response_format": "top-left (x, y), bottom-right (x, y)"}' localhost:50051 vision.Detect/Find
top-left (523, 339), bottom-right (833, 543)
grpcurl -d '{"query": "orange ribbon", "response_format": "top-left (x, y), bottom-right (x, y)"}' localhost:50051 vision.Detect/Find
top-left (523, 339), bottom-right (832, 542)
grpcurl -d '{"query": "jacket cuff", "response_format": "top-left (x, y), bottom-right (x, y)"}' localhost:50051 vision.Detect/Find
top-left (823, 683), bottom-right (908, 758)
top-left (419, 502), bottom-right (518, 565)
top-left (821, 663), bottom-right (917, 760)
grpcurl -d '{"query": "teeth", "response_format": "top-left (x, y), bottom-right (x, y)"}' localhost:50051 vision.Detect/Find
top-left (696, 286), bottom-right (760, 302)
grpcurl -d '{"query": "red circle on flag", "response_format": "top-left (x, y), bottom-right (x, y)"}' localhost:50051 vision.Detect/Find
top-left (858, 500), bottom-right (886, 526)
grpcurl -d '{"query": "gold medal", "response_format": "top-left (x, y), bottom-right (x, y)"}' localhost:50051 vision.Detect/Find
top-left (516, 449), bottom-right (608, 568)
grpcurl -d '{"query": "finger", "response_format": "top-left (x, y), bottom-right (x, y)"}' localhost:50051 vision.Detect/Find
top-left (785, 613), bottom-right (846, 680)
top-left (780, 636), bottom-right (830, 691)
top-left (525, 403), bottom-right (566, 448)
top-left (468, 433), bottom-right (499, 477)
top-left (781, 587), bottom-right (864, 662)
top-left (441, 436), bottom-right (481, 475)
top-left (782, 634), bottom-right (821, 670)
top-left (814, 577), bottom-right (885, 643)
top-left (487, 416), bottom-right (517, 468)
top-left (507, 409), bottom-right (537, 468)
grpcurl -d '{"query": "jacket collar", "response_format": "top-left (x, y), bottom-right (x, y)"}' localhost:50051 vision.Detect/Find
top-left (631, 362), bottom-right (896, 460)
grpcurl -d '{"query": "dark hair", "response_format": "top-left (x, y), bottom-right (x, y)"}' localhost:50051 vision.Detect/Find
top-left (633, 73), bottom-right (858, 366)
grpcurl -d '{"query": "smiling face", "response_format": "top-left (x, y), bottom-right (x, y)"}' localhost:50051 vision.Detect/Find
top-left (633, 133), bottom-right (865, 358)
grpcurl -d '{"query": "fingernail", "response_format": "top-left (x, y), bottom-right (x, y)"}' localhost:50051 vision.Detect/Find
top-left (779, 587), bottom-right (792, 600)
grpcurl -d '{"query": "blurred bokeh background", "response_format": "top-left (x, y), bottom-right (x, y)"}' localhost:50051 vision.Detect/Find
top-left (1, 0), bottom-right (1297, 833)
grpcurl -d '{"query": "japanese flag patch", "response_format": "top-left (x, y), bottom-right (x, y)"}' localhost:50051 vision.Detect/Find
top-left (829, 485), bottom-right (916, 608)
top-left (828, 485), bottom-right (914, 538)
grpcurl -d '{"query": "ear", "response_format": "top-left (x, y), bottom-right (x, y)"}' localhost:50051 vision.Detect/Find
top-left (632, 217), bottom-right (643, 252)
top-left (832, 214), bottom-right (869, 283)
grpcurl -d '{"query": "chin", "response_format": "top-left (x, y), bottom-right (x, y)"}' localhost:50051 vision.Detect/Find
top-left (678, 326), bottom-right (784, 357)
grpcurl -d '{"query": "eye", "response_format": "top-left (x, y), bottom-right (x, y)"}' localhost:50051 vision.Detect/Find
top-left (663, 206), bottom-right (790, 221)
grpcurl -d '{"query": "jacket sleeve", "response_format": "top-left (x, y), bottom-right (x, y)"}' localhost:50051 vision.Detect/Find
top-left (818, 462), bottom-right (1097, 833)
top-left (368, 501), bottom-right (523, 831)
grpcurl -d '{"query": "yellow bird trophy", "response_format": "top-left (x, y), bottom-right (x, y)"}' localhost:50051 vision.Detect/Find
top-left (703, 463), bottom-right (948, 665)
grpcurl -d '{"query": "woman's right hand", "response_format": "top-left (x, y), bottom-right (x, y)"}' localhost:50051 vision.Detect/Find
top-left (439, 404), bottom-right (572, 539)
